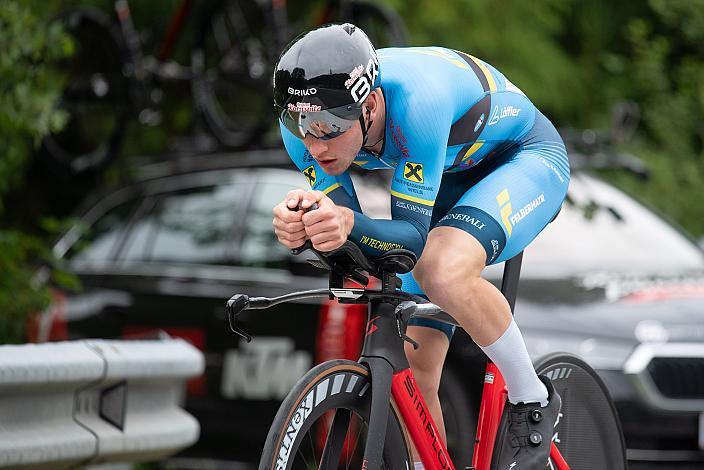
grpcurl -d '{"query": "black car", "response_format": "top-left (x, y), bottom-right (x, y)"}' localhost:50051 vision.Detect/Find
top-left (40, 150), bottom-right (704, 468)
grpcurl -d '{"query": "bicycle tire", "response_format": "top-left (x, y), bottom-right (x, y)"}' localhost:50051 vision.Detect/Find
top-left (192, 0), bottom-right (278, 150)
top-left (439, 367), bottom-right (475, 467)
top-left (534, 353), bottom-right (628, 470)
top-left (259, 359), bottom-right (413, 470)
top-left (41, 7), bottom-right (130, 176)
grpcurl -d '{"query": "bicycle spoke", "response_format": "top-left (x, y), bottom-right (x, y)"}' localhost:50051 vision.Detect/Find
top-left (295, 430), bottom-right (313, 470)
top-left (320, 408), bottom-right (352, 468)
top-left (346, 415), bottom-right (365, 470)
top-left (212, 14), bottom-right (232, 53)
top-left (224, 3), bottom-right (249, 52)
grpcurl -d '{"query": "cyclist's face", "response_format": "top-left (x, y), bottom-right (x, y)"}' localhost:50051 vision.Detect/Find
top-left (303, 120), bottom-right (362, 176)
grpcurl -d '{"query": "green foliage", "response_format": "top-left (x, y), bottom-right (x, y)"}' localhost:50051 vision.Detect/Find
top-left (0, 1), bottom-right (75, 343)
top-left (0, 1), bottom-right (72, 202)
top-left (393, 0), bottom-right (582, 120)
top-left (0, 217), bottom-right (80, 344)
top-left (608, 0), bottom-right (704, 236)
top-left (0, 231), bottom-right (53, 343)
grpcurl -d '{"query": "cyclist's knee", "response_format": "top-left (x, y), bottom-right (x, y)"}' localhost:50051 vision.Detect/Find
top-left (414, 227), bottom-right (485, 298)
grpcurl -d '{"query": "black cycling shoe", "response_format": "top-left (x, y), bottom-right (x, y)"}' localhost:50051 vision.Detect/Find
top-left (492, 375), bottom-right (562, 469)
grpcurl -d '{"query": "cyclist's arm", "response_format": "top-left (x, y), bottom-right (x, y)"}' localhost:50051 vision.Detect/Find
top-left (348, 108), bottom-right (450, 258)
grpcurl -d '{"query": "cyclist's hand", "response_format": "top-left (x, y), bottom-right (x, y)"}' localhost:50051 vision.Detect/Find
top-left (272, 189), bottom-right (308, 248)
top-left (301, 191), bottom-right (354, 252)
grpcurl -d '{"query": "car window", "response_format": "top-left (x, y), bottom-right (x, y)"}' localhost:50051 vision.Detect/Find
top-left (515, 173), bottom-right (704, 278)
top-left (67, 198), bottom-right (139, 262)
top-left (238, 176), bottom-right (303, 268)
top-left (119, 183), bottom-right (244, 264)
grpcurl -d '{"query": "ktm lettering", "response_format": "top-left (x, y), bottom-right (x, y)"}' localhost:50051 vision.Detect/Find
top-left (221, 338), bottom-right (311, 400)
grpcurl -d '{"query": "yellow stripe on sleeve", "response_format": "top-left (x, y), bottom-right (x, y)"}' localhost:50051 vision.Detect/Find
top-left (390, 190), bottom-right (435, 206)
top-left (322, 183), bottom-right (342, 195)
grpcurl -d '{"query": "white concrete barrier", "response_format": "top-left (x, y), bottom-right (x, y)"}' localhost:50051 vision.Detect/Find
top-left (0, 338), bottom-right (204, 469)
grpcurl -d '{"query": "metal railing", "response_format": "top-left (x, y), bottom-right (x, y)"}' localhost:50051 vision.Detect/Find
top-left (0, 338), bottom-right (204, 469)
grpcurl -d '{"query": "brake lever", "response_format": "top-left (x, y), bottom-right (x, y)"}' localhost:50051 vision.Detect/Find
top-left (226, 294), bottom-right (253, 342)
top-left (396, 318), bottom-right (419, 350)
top-left (395, 301), bottom-right (419, 350)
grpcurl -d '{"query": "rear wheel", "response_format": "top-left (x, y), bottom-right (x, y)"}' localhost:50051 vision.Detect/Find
top-left (192, 0), bottom-right (280, 150)
top-left (259, 359), bottom-right (413, 470)
top-left (440, 368), bottom-right (475, 467)
top-left (41, 7), bottom-right (129, 176)
top-left (535, 353), bottom-right (628, 470)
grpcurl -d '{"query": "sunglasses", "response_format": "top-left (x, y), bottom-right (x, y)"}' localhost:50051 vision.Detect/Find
top-left (278, 102), bottom-right (363, 140)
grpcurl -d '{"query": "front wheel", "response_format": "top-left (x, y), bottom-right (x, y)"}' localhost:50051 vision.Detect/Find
top-left (259, 359), bottom-right (413, 470)
top-left (535, 353), bottom-right (628, 470)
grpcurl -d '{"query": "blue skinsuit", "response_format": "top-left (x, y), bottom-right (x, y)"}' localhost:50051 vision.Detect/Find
top-left (280, 47), bottom-right (570, 338)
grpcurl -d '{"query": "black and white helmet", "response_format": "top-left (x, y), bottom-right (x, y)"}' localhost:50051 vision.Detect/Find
top-left (273, 23), bottom-right (381, 140)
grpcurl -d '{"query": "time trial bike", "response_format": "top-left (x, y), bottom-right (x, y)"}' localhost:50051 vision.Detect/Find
top-left (227, 239), bottom-right (627, 469)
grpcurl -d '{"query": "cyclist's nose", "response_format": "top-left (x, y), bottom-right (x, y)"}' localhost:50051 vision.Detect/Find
top-left (305, 137), bottom-right (328, 157)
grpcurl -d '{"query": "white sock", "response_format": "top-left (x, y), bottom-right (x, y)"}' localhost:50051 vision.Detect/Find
top-left (479, 319), bottom-right (548, 406)
top-left (414, 462), bottom-right (425, 470)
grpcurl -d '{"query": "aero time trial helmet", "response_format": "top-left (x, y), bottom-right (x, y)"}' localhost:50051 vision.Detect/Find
top-left (273, 23), bottom-right (381, 141)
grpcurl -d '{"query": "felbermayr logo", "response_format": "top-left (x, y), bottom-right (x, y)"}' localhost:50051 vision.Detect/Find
top-left (510, 193), bottom-right (545, 225)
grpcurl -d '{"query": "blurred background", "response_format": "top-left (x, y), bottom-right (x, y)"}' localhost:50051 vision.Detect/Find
top-left (1, 0), bottom-right (704, 469)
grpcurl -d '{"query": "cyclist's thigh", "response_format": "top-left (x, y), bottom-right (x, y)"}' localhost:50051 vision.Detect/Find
top-left (437, 153), bottom-right (568, 265)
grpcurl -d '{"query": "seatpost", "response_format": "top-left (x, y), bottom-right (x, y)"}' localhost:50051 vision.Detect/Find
top-left (499, 251), bottom-right (523, 313)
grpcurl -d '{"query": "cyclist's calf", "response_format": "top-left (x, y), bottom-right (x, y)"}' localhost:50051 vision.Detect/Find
top-left (404, 325), bottom-right (451, 445)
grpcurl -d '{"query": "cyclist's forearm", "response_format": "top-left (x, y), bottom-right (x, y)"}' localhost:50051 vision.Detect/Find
top-left (349, 212), bottom-right (425, 257)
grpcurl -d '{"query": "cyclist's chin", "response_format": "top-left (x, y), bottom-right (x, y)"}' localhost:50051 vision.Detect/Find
top-left (320, 158), bottom-right (352, 176)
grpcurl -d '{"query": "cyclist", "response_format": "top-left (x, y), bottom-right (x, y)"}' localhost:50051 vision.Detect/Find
top-left (272, 23), bottom-right (569, 468)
